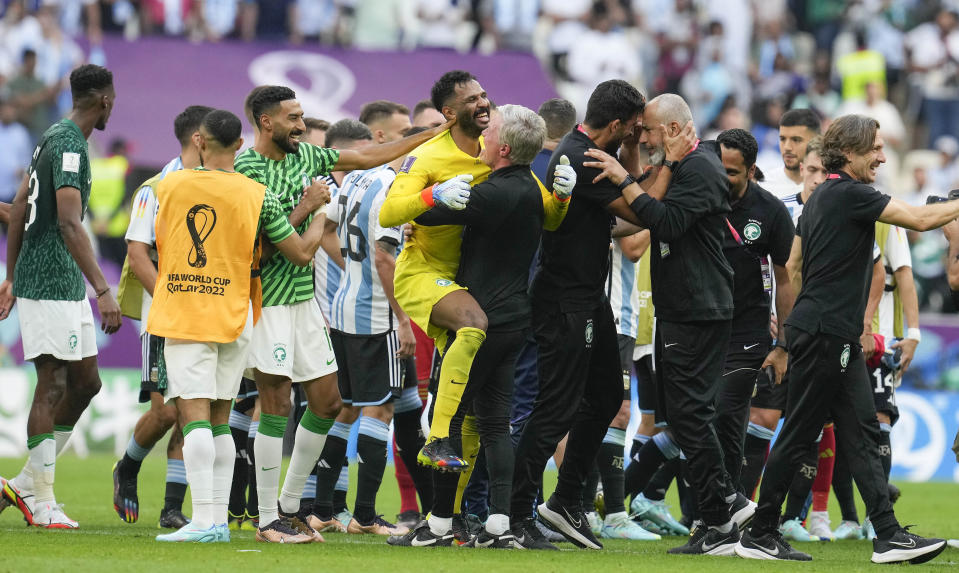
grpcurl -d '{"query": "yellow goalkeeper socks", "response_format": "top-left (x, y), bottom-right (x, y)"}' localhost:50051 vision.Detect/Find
top-left (429, 327), bottom-right (486, 440)
top-left (454, 415), bottom-right (481, 512)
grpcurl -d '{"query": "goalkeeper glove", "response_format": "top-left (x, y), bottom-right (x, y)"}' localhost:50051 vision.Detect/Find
top-left (552, 155), bottom-right (575, 201)
top-left (431, 174), bottom-right (473, 210)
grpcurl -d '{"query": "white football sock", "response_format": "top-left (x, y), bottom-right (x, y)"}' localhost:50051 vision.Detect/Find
top-left (279, 422), bottom-right (327, 514)
top-left (255, 433), bottom-right (284, 526)
top-left (212, 433), bottom-right (235, 526)
top-left (29, 438), bottom-right (56, 503)
top-left (183, 427), bottom-right (215, 529)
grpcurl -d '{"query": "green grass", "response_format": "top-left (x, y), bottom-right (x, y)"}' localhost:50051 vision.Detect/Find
top-left (1, 453), bottom-right (959, 572)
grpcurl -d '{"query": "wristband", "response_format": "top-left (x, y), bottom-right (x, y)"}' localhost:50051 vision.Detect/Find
top-left (617, 174), bottom-right (636, 192)
top-left (421, 186), bottom-right (436, 207)
top-left (96, 287), bottom-right (110, 299)
top-left (906, 327), bottom-right (921, 342)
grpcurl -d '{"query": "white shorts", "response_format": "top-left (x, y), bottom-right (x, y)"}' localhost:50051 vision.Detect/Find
top-left (19, 298), bottom-right (97, 362)
top-left (249, 298), bottom-right (337, 383)
top-left (164, 305), bottom-right (254, 402)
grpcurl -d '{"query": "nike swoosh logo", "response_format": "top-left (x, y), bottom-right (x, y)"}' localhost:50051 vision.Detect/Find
top-left (889, 539), bottom-right (917, 549)
top-left (759, 543), bottom-right (780, 555)
top-left (411, 536), bottom-right (440, 547)
top-left (701, 536), bottom-right (729, 552)
top-left (563, 508), bottom-right (583, 529)
top-left (326, 358), bottom-right (335, 365)
top-left (664, 343), bottom-right (678, 348)
top-left (261, 466), bottom-right (279, 472)
top-left (44, 463), bottom-right (55, 467)
top-left (744, 344), bottom-right (760, 350)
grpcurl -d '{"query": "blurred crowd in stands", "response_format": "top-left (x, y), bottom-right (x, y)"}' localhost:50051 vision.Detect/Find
top-left (3, 0), bottom-right (959, 311)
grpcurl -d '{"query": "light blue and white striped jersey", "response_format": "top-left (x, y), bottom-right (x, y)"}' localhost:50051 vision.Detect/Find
top-left (313, 175), bottom-right (342, 323)
top-left (606, 239), bottom-right (640, 339)
top-left (781, 191), bottom-right (804, 226)
top-left (124, 155), bottom-right (183, 336)
top-left (329, 165), bottom-right (402, 335)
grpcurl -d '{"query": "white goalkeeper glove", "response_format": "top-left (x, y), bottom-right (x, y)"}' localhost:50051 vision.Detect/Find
top-left (432, 174), bottom-right (473, 210)
top-left (552, 155), bottom-right (575, 201)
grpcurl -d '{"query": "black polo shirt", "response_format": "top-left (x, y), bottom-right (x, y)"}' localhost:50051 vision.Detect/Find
top-left (786, 171), bottom-right (892, 341)
top-left (724, 180), bottom-right (795, 340)
top-left (530, 127), bottom-right (621, 310)
top-left (416, 164), bottom-right (545, 329)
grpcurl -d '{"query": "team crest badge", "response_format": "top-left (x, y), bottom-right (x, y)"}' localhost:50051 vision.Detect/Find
top-left (585, 319), bottom-right (594, 345)
top-left (436, 279), bottom-right (453, 287)
top-left (840, 344), bottom-right (850, 370)
top-left (273, 344), bottom-right (288, 364)
top-left (744, 222), bottom-right (762, 241)
top-left (68, 333), bottom-right (78, 351)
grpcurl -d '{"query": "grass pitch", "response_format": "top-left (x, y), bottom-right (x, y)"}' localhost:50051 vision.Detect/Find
top-left (1, 453), bottom-right (958, 572)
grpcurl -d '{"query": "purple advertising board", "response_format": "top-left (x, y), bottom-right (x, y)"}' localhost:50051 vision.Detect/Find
top-left (92, 36), bottom-right (559, 168)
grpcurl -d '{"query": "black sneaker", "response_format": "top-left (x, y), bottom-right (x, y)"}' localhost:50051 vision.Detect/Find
top-left (871, 527), bottom-right (946, 564)
top-left (417, 438), bottom-right (468, 472)
top-left (158, 507), bottom-right (190, 529)
top-left (386, 520), bottom-right (454, 547)
top-left (669, 522), bottom-right (740, 556)
top-left (729, 492), bottom-right (757, 529)
top-left (537, 497), bottom-right (602, 550)
top-left (735, 528), bottom-right (813, 561)
top-left (464, 530), bottom-right (516, 549)
top-left (396, 510), bottom-right (423, 530)
top-left (451, 514), bottom-right (474, 545)
top-left (279, 508), bottom-right (323, 542)
top-left (511, 517), bottom-right (559, 550)
top-left (112, 461), bottom-right (139, 524)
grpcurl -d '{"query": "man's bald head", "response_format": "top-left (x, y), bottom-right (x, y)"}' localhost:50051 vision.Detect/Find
top-left (640, 94), bottom-right (695, 166)
top-left (645, 94), bottom-right (693, 129)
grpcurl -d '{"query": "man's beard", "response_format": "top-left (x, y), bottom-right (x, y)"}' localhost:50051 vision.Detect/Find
top-left (457, 108), bottom-right (484, 139)
top-left (648, 146), bottom-right (666, 166)
top-left (273, 128), bottom-right (300, 153)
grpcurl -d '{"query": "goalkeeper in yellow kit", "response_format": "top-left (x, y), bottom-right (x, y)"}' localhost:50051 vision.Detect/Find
top-left (380, 70), bottom-right (574, 470)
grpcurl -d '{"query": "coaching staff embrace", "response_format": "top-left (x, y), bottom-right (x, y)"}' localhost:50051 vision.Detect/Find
top-left (586, 94), bottom-right (748, 556)
top-left (737, 114), bottom-right (959, 565)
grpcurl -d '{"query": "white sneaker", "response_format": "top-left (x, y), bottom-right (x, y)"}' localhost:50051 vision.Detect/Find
top-left (862, 517), bottom-right (876, 540)
top-left (585, 511), bottom-right (602, 536)
top-left (779, 518), bottom-right (819, 542)
top-left (33, 501), bottom-right (78, 529)
top-left (2, 476), bottom-right (37, 526)
top-left (600, 512), bottom-right (661, 540)
top-left (833, 520), bottom-right (864, 540)
top-left (807, 510), bottom-right (833, 541)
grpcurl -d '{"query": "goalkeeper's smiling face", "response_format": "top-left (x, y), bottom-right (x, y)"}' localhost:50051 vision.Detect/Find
top-left (451, 80), bottom-right (490, 139)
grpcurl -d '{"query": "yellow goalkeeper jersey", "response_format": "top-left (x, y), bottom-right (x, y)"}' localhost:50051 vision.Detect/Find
top-left (380, 129), bottom-right (568, 278)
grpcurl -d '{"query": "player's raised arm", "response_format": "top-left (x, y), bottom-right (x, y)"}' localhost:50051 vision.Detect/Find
top-left (878, 196), bottom-right (959, 232)
top-left (538, 155), bottom-right (574, 231)
top-left (380, 172), bottom-right (473, 228)
top-left (335, 118), bottom-right (455, 173)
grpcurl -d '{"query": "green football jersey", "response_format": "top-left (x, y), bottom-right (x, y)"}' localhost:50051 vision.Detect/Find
top-left (13, 119), bottom-right (91, 301)
top-left (234, 142), bottom-right (339, 307)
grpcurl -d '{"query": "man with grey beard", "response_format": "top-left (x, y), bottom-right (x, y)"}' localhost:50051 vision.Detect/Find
top-left (584, 94), bottom-right (750, 556)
